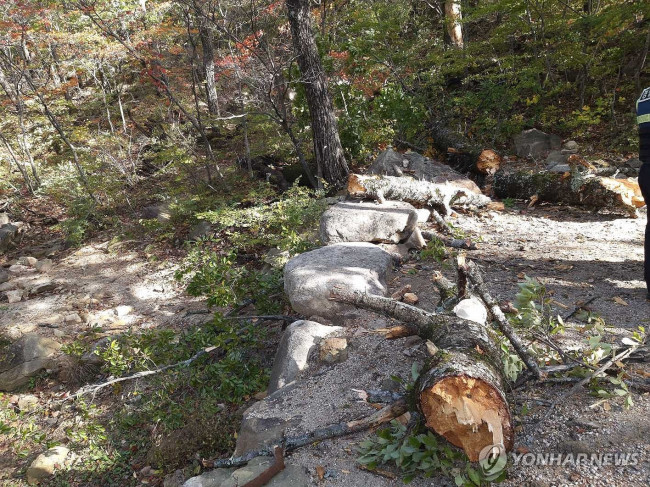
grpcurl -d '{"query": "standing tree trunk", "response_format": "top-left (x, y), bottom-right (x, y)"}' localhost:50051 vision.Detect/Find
top-left (444, 1), bottom-right (463, 49)
top-left (286, 0), bottom-right (349, 188)
top-left (199, 24), bottom-right (220, 116)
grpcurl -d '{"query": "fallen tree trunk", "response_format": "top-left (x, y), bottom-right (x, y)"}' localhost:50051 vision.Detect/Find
top-left (493, 171), bottom-right (644, 217)
top-left (348, 173), bottom-right (491, 216)
top-left (330, 288), bottom-right (513, 461)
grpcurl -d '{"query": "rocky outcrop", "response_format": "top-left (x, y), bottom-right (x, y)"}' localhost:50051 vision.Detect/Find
top-left (0, 334), bottom-right (60, 391)
top-left (283, 243), bottom-right (393, 321)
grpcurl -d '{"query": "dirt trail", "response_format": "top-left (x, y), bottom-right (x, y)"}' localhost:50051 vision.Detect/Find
top-left (0, 240), bottom-right (206, 344)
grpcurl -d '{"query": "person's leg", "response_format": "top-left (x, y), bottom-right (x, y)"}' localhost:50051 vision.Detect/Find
top-left (638, 164), bottom-right (650, 297)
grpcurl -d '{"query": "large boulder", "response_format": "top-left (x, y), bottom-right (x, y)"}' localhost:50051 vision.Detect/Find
top-left (0, 334), bottom-right (60, 391)
top-left (513, 129), bottom-right (562, 159)
top-left (284, 243), bottom-right (392, 321)
top-left (368, 148), bottom-right (482, 194)
top-left (268, 320), bottom-right (342, 393)
top-left (319, 201), bottom-right (419, 245)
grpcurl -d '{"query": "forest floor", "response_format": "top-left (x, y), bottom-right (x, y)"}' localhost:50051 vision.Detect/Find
top-left (1, 200), bottom-right (649, 486)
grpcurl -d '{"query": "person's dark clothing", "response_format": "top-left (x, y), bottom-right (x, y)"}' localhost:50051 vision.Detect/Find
top-left (637, 87), bottom-right (650, 296)
top-left (639, 164), bottom-right (650, 295)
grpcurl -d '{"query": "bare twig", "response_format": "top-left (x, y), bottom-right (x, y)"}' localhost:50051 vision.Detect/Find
top-left (64, 346), bottom-right (218, 401)
top-left (563, 296), bottom-right (598, 321)
top-left (202, 399), bottom-right (408, 469)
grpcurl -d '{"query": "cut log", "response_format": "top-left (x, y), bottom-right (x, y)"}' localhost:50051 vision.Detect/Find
top-left (493, 171), bottom-right (644, 217)
top-left (418, 350), bottom-right (513, 461)
top-left (330, 288), bottom-right (513, 461)
top-left (348, 173), bottom-right (490, 216)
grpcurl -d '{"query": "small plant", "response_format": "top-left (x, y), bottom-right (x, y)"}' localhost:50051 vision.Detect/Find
top-left (419, 238), bottom-right (447, 262)
top-left (502, 197), bottom-right (516, 208)
top-left (357, 420), bottom-right (503, 485)
top-left (176, 249), bottom-right (284, 314)
top-left (512, 275), bottom-right (553, 330)
top-left (499, 340), bottom-right (524, 382)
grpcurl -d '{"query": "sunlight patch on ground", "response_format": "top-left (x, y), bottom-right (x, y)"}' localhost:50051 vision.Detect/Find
top-left (604, 278), bottom-right (646, 290)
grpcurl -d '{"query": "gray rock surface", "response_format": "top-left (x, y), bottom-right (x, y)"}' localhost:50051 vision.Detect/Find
top-left (0, 334), bottom-right (61, 391)
top-left (18, 256), bottom-right (38, 267)
top-left (368, 148), bottom-right (482, 193)
top-left (514, 128), bottom-right (562, 159)
top-left (626, 157), bottom-right (643, 169)
top-left (319, 201), bottom-right (419, 245)
top-left (234, 392), bottom-right (303, 456)
top-left (268, 320), bottom-right (342, 393)
top-left (5, 289), bottom-right (22, 303)
top-left (0, 213), bottom-right (9, 225)
top-left (26, 446), bottom-right (72, 485)
top-left (142, 203), bottom-right (171, 222)
top-left (545, 150), bottom-right (569, 169)
top-left (34, 259), bottom-right (53, 273)
top-left (562, 140), bottom-right (579, 152)
top-left (283, 243), bottom-right (392, 321)
top-left (183, 457), bottom-right (309, 487)
top-left (547, 163), bottom-right (571, 173)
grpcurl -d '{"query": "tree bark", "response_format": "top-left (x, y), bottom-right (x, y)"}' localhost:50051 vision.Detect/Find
top-left (348, 173), bottom-right (490, 215)
top-left (330, 288), bottom-right (513, 462)
top-left (199, 24), bottom-right (220, 116)
top-left (493, 171), bottom-right (643, 217)
top-left (444, 1), bottom-right (464, 49)
top-left (286, 0), bottom-right (349, 188)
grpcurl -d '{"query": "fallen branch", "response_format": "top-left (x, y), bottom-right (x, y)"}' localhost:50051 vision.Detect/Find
top-left (493, 171), bottom-right (643, 217)
top-left (421, 230), bottom-right (477, 250)
top-left (533, 344), bottom-right (640, 429)
top-left (431, 209), bottom-right (453, 235)
top-left (563, 296), bottom-right (598, 321)
top-left (431, 271), bottom-right (457, 305)
top-left (241, 446), bottom-right (285, 487)
top-left (202, 399), bottom-right (408, 469)
top-left (64, 346), bottom-right (218, 401)
top-left (464, 260), bottom-right (542, 379)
